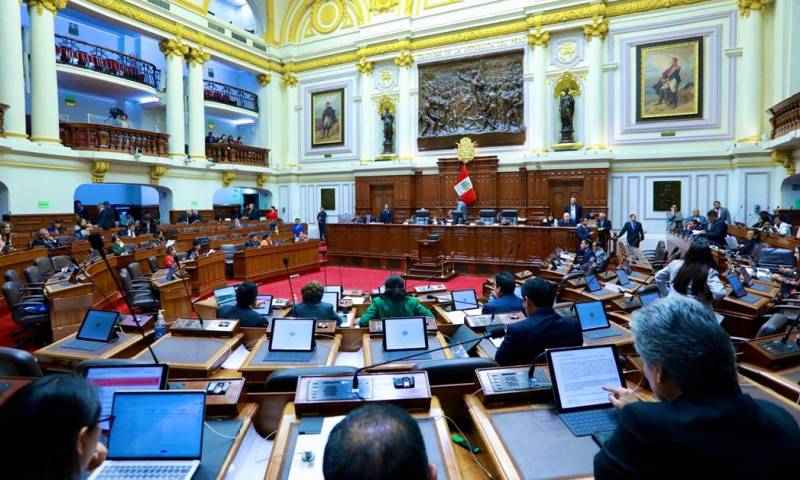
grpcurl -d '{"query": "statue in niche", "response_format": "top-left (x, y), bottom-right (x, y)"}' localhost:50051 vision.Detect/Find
top-left (381, 107), bottom-right (395, 154)
top-left (558, 88), bottom-right (575, 144)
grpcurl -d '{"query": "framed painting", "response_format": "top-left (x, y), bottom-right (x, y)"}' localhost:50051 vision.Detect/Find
top-left (653, 181), bottom-right (681, 212)
top-left (636, 36), bottom-right (703, 122)
top-left (321, 188), bottom-right (336, 211)
top-left (311, 88), bottom-right (344, 147)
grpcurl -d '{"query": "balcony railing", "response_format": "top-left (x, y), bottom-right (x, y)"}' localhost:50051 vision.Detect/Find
top-left (60, 123), bottom-right (169, 157)
top-left (55, 35), bottom-right (161, 90)
top-left (206, 143), bottom-right (269, 167)
top-left (769, 91), bottom-right (800, 139)
top-left (204, 80), bottom-right (258, 112)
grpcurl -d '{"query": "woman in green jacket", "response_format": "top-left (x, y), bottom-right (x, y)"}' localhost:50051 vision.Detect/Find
top-left (358, 275), bottom-right (434, 327)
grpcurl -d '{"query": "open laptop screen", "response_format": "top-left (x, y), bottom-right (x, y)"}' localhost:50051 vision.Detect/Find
top-left (585, 274), bottom-right (603, 293)
top-left (84, 365), bottom-right (168, 431)
top-left (727, 275), bottom-right (747, 298)
top-left (616, 269), bottom-right (630, 286)
top-left (547, 345), bottom-right (624, 412)
top-left (514, 285), bottom-right (522, 298)
top-left (322, 291), bottom-right (340, 309)
top-left (574, 301), bottom-right (609, 331)
top-left (255, 295), bottom-right (273, 315)
top-left (383, 317), bottom-right (428, 352)
top-left (269, 318), bottom-right (315, 352)
top-left (107, 391), bottom-right (205, 460)
top-left (324, 285), bottom-right (343, 296)
top-left (214, 285), bottom-right (237, 307)
top-left (739, 267), bottom-right (753, 287)
top-left (639, 290), bottom-right (661, 306)
top-left (452, 289), bottom-right (478, 311)
top-left (77, 310), bottom-right (119, 342)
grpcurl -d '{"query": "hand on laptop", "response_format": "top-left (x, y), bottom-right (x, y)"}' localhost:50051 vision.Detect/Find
top-left (603, 385), bottom-right (637, 409)
top-left (87, 442), bottom-right (108, 471)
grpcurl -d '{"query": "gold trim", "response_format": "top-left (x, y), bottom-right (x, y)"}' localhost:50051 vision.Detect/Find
top-left (369, 0), bottom-right (400, 14)
top-left (395, 50), bottom-right (413, 68)
top-left (163, 172), bottom-right (216, 180)
top-left (256, 173), bottom-right (268, 188)
top-left (168, 152), bottom-right (187, 156)
top-left (171, 0), bottom-right (210, 16)
top-left (0, 160), bottom-right (84, 171)
top-left (222, 171), bottom-right (236, 187)
top-left (185, 46), bottom-right (211, 65)
top-left (356, 58), bottom-right (375, 74)
top-left (30, 136), bottom-right (62, 143)
top-left (282, 72), bottom-right (299, 87)
top-left (424, 0), bottom-right (460, 9)
top-left (583, 17), bottom-right (609, 41)
top-left (736, 135), bottom-right (761, 142)
top-left (4, 132), bottom-right (30, 139)
top-left (189, 154), bottom-right (207, 159)
top-left (737, 0), bottom-right (771, 17)
top-left (91, 160), bottom-right (109, 183)
top-left (28, 0), bottom-right (67, 16)
top-left (456, 137), bottom-right (476, 164)
top-left (149, 165), bottom-right (168, 185)
top-left (772, 150), bottom-right (794, 176)
top-left (528, 28), bottom-right (550, 48)
top-left (611, 162), bottom-right (774, 172)
top-left (554, 71), bottom-right (581, 97)
top-left (553, 142), bottom-right (583, 151)
top-left (159, 38), bottom-right (189, 59)
top-left (376, 94), bottom-right (397, 115)
top-left (256, 73), bottom-right (272, 86)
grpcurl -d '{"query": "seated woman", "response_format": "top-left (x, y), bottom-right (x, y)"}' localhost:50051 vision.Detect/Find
top-left (359, 275), bottom-right (434, 327)
top-left (653, 238), bottom-right (726, 311)
top-left (260, 233), bottom-right (274, 247)
top-left (292, 281), bottom-right (344, 326)
top-left (108, 234), bottom-right (127, 256)
top-left (48, 218), bottom-right (65, 235)
top-left (164, 245), bottom-right (176, 269)
top-left (186, 240), bottom-right (202, 260)
top-left (0, 374), bottom-right (107, 479)
top-left (771, 244), bottom-right (800, 297)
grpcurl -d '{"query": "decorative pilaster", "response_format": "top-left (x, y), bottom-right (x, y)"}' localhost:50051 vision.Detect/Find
top-left (0, 0), bottom-right (28, 139)
top-left (91, 161), bottom-right (109, 183)
top-left (283, 70), bottom-right (299, 167)
top-left (396, 51), bottom-right (414, 161)
top-left (256, 173), bottom-right (268, 188)
top-left (358, 58), bottom-right (375, 163)
top-left (772, 150), bottom-right (794, 176)
top-left (28, 0), bottom-right (68, 144)
top-left (528, 29), bottom-right (550, 153)
top-left (583, 17), bottom-right (608, 150)
top-left (149, 165), bottom-right (167, 185)
top-left (736, 0), bottom-right (770, 142)
top-left (256, 73), bottom-right (272, 149)
top-left (222, 171), bottom-right (236, 187)
top-left (159, 38), bottom-right (189, 159)
top-left (185, 46), bottom-right (211, 159)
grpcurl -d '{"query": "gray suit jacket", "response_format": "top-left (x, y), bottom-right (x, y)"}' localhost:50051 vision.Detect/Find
top-left (716, 207), bottom-right (731, 224)
top-left (291, 301), bottom-right (344, 325)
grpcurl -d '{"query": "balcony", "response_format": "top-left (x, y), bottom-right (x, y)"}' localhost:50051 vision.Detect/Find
top-left (55, 35), bottom-right (161, 90)
top-left (204, 80), bottom-right (258, 113)
top-left (769, 91), bottom-right (800, 140)
top-left (206, 143), bottom-right (269, 167)
top-left (60, 123), bottom-right (169, 157)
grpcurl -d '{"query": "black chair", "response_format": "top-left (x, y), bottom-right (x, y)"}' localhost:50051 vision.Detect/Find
top-left (0, 347), bottom-right (43, 377)
top-left (555, 272), bottom-right (583, 303)
top-left (148, 256), bottom-right (159, 272)
top-left (74, 358), bottom-right (145, 376)
top-left (755, 314), bottom-right (790, 338)
top-left (2, 281), bottom-right (51, 346)
top-left (51, 255), bottom-right (73, 271)
top-left (119, 270), bottom-right (160, 312)
top-left (127, 262), bottom-right (152, 281)
top-left (4, 269), bottom-right (45, 299)
top-left (642, 241), bottom-right (666, 264)
top-left (175, 252), bottom-right (187, 262)
top-left (411, 358), bottom-right (498, 385)
top-left (23, 266), bottom-right (46, 285)
top-left (265, 366), bottom-right (357, 392)
top-left (34, 256), bottom-right (55, 279)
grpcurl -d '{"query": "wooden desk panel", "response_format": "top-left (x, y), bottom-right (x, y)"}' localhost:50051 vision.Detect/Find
top-left (239, 335), bottom-right (340, 384)
top-left (232, 241), bottom-right (320, 282)
top-left (34, 332), bottom-right (147, 372)
top-left (151, 271), bottom-right (192, 321)
top-left (326, 224), bottom-right (573, 273)
top-left (132, 333), bottom-right (243, 378)
top-left (185, 251), bottom-right (227, 297)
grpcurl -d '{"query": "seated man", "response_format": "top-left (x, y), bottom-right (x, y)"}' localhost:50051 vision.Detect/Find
top-left (292, 218), bottom-right (307, 241)
top-left (218, 281), bottom-right (268, 327)
top-left (244, 232), bottom-right (261, 248)
top-left (577, 238), bottom-right (596, 270)
top-left (494, 277), bottom-right (582, 367)
top-left (595, 297), bottom-right (800, 478)
top-left (291, 281), bottom-right (344, 325)
top-left (118, 222), bottom-right (137, 238)
top-left (557, 212), bottom-right (574, 227)
top-left (482, 271), bottom-right (524, 315)
top-left (324, 404), bottom-right (436, 480)
top-left (31, 228), bottom-right (59, 249)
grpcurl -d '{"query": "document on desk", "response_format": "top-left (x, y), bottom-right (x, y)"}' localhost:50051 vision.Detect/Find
top-left (287, 416), bottom-right (345, 480)
top-left (221, 345), bottom-right (250, 370)
top-left (550, 347), bottom-right (621, 409)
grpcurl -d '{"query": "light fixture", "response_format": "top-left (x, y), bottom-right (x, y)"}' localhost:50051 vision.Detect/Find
top-left (231, 118), bottom-right (256, 126)
top-left (138, 96), bottom-right (160, 105)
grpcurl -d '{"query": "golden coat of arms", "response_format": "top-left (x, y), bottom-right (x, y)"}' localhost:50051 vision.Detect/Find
top-left (456, 137), bottom-right (477, 164)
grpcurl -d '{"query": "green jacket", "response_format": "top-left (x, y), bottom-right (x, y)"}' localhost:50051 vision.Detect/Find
top-left (358, 296), bottom-right (434, 327)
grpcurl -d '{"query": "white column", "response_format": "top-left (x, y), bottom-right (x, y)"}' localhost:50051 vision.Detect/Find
top-left (283, 72), bottom-right (299, 167)
top-left (584, 19), bottom-right (607, 150)
top-left (396, 51), bottom-right (413, 161)
top-left (28, 0), bottom-right (64, 144)
top-left (357, 60), bottom-right (375, 163)
top-left (528, 30), bottom-right (550, 153)
top-left (0, 0), bottom-right (27, 139)
top-left (736, 3), bottom-right (766, 142)
top-left (186, 46), bottom-right (210, 160)
top-left (256, 73), bottom-right (271, 149)
top-left (159, 39), bottom-right (188, 160)
top-left (268, 78), bottom-right (284, 168)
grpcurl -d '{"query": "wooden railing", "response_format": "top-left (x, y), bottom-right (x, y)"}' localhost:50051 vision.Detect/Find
top-left (769, 91), bottom-right (800, 139)
top-left (55, 35), bottom-right (161, 90)
top-left (60, 123), bottom-right (169, 157)
top-left (206, 143), bottom-right (269, 166)
top-left (204, 80), bottom-right (258, 112)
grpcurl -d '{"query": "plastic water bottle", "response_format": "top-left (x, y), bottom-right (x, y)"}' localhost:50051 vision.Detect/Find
top-left (154, 310), bottom-right (167, 339)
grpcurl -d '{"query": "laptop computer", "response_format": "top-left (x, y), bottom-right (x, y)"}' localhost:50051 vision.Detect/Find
top-left (324, 285), bottom-right (343, 296)
top-left (514, 284), bottom-right (522, 298)
top-left (575, 301), bottom-right (623, 339)
top-left (214, 285), bottom-right (238, 308)
top-left (584, 274), bottom-right (609, 296)
top-left (89, 390), bottom-right (205, 480)
top-left (638, 290), bottom-right (661, 306)
top-left (254, 294), bottom-right (274, 317)
top-left (739, 267), bottom-right (772, 293)
top-left (322, 291), bottom-right (340, 311)
top-left (727, 275), bottom-right (762, 303)
top-left (62, 309), bottom-right (120, 351)
top-left (451, 289), bottom-right (479, 311)
top-left (83, 364), bottom-right (168, 431)
top-left (382, 317), bottom-right (430, 362)
top-left (616, 269), bottom-right (632, 287)
top-left (263, 317), bottom-right (316, 362)
top-left (547, 344), bottom-right (624, 436)
top-left (447, 325), bottom-right (483, 358)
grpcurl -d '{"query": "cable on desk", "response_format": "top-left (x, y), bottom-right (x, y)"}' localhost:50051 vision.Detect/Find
top-left (622, 368), bottom-right (645, 393)
top-left (204, 420), bottom-right (239, 439)
top-left (441, 414), bottom-right (494, 479)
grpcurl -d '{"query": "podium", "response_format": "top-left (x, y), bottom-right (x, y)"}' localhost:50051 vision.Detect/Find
top-left (406, 236), bottom-right (456, 280)
top-left (417, 237), bottom-right (442, 261)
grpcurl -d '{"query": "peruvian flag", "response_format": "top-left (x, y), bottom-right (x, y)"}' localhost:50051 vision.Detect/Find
top-left (454, 164), bottom-right (477, 205)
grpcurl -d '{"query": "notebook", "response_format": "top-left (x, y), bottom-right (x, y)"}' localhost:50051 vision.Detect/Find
top-left (83, 364), bottom-right (168, 431)
top-left (575, 301), bottom-right (622, 339)
top-left (382, 317), bottom-right (430, 362)
top-left (62, 310), bottom-right (120, 352)
top-left (263, 318), bottom-right (316, 362)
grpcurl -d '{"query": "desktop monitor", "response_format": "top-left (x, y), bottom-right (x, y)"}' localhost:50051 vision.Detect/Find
top-left (324, 285), bottom-right (343, 296)
top-left (84, 364), bottom-right (168, 431)
top-left (382, 317), bottom-right (428, 352)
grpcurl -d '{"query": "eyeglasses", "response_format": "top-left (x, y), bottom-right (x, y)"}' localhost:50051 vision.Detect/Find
top-left (97, 414), bottom-right (115, 428)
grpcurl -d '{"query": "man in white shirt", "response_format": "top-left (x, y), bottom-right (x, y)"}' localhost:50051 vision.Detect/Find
top-left (775, 216), bottom-right (793, 236)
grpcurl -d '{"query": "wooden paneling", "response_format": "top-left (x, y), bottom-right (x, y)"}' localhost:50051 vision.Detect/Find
top-left (232, 241), bottom-right (320, 282)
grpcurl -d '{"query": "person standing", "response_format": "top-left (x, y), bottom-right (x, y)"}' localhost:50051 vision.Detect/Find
top-left (596, 212), bottom-right (612, 251)
top-left (564, 196), bottom-right (582, 222)
top-left (701, 210), bottom-right (728, 248)
top-left (379, 203), bottom-right (393, 224)
top-left (317, 207), bottom-right (327, 241)
top-left (712, 201), bottom-right (731, 225)
top-left (616, 213), bottom-right (644, 248)
top-left (576, 216), bottom-right (591, 250)
top-left (665, 205), bottom-right (683, 232)
top-left (96, 202), bottom-right (114, 230)
top-left (455, 197), bottom-right (468, 224)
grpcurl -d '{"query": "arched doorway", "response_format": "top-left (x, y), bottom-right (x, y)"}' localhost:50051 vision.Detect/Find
top-left (213, 187), bottom-right (272, 219)
top-left (74, 183), bottom-right (173, 225)
top-left (781, 174), bottom-right (800, 211)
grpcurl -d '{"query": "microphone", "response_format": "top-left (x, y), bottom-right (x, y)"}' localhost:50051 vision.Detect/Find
top-left (67, 256), bottom-right (106, 300)
top-left (352, 325), bottom-right (505, 392)
top-left (321, 250), bottom-right (328, 286)
top-left (283, 257), bottom-right (297, 305)
top-left (174, 258), bottom-right (204, 326)
top-left (499, 246), bottom-right (514, 271)
top-left (88, 233), bottom-right (160, 364)
top-left (527, 350), bottom-right (549, 379)
top-left (733, 205), bottom-right (744, 223)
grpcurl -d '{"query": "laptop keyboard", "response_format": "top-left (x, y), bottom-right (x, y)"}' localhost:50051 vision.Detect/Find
top-left (384, 350), bottom-right (431, 362)
top-left (95, 464), bottom-right (193, 480)
top-left (560, 408), bottom-right (618, 436)
top-left (63, 339), bottom-right (106, 351)
top-left (583, 327), bottom-right (622, 339)
top-left (262, 350), bottom-right (315, 362)
top-left (740, 294), bottom-right (761, 304)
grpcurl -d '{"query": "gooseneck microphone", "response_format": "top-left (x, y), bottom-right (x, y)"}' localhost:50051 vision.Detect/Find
top-left (527, 350), bottom-right (549, 379)
top-left (88, 233), bottom-right (160, 363)
top-left (174, 258), bottom-right (204, 326)
top-left (351, 326), bottom-right (505, 393)
top-left (283, 257), bottom-right (297, 305)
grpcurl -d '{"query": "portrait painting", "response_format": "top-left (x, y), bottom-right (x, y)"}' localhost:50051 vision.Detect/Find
top-left (653, 181), bottom-right (681, 212)
top-left (636, 36), bottom-right (703, 122)
top-left (311, 88), bottom-right (344, 147)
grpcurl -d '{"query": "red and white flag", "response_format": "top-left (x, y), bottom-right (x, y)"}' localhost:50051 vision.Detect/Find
top-left (454, 164), bottom-right (477, 205)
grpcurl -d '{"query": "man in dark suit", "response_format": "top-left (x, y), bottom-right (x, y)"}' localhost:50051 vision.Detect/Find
top-left (494, 277), bottom-right (582, 367)
top-left (291, 281), bottom-right (344, 325)
top-left (595, 211), bottom-right (612, 250)
top-left (317, 207), bottom-right (327, 241)
top-left (712, 200), bottom-right (732, 225)
top-left (595, 296), bottom-right (800, 479)
top-left (558, 212), bottom-right (575, 227)
top-left (701, 210), bottom-right (728, 248)
top-left (482, 271), bottom-right (524, 315)
top-left (616, 213), bottom-right (644, 247)
top-left (247, 203), bottom-right (260, 221)
top-left (578, 239), bottom-right (596, 270)
top-left (119, 223), bottom-right (137, 238)
top-left (177, 210), bottom-right (190, 223)
top-left (244, 232), bottom-right (261, 248)
top-left (379, 203), bottom-right (393, 224)
top-left (218, 282), bottom-right (268, 327)
top-left (564, 196), bottom-right (582, 222)
top-left (576, 216), bottom-right (591, 250)
top-left (96, 202), bottom-right (114, 230)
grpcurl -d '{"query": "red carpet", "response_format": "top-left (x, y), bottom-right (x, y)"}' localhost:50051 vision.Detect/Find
top-left (0, 266), bottom-right (488, 347)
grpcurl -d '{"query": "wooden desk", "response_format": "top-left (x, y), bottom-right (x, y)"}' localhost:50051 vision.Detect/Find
top-left (184, 251), bottom-right (227, 297)
top-left (238, 335), bottom-right (340, 383)
top-left (362, 332), bottom-right (452, 370)
top-left (326, 223), bottom-right (571, 274)
top-left (233, 241), bottom-right (320, 282)
top-left (44, 277), bottom-right (94, 340)
top-left (214, 402), bottom-right (258, 479)
top-left (738, 362), bottom-right (800, 403)
top-left (729, 224), bottom-right (800, 251)
top-left (265, 398), bottom-right (462, 480)
top-left (34, 332), bottom-right (147, 372)
top-left (0, 247), bottom-right (48, 310)
top-left (81, 256), bottom-right (122, 307)
top-left (433, 304), bottom-right (483, 325)
top-left (132, 333), bottom-right (243, 378)
top-left (151, 269), bottom-right (192, 321)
